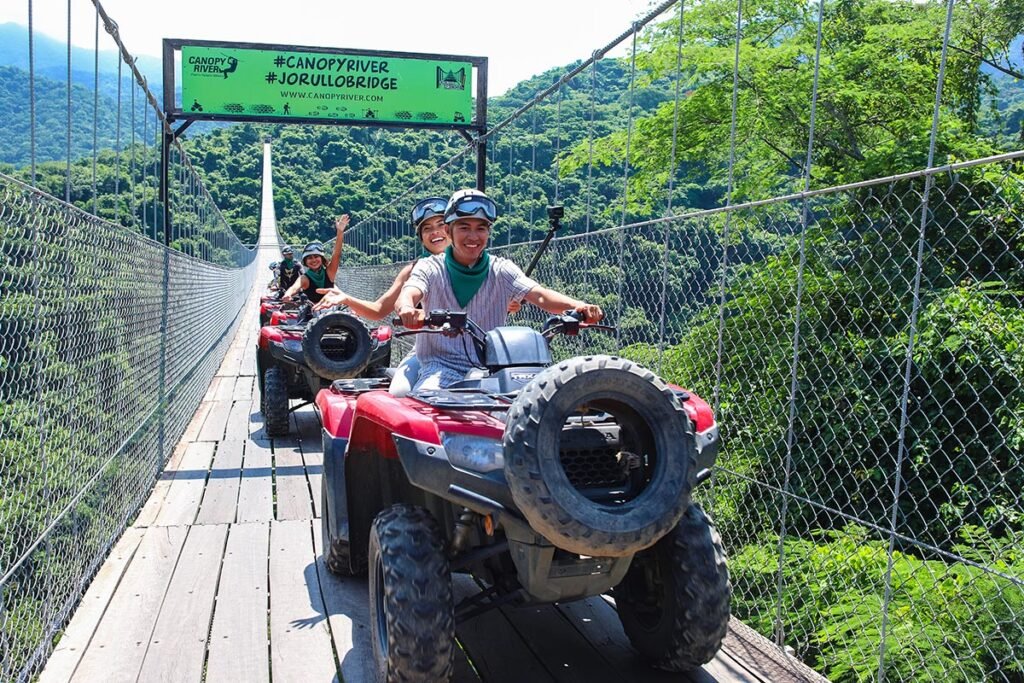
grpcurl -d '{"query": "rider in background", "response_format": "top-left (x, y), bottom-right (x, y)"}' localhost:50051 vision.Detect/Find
top-left (282, 214), bottom-right (347, 304)
top-left (277, 245), bottom-right (302, 292)
top-left (394, 189), bottom-right (602, 393)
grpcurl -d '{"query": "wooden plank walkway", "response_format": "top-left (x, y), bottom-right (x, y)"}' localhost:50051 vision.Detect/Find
top-left (39, 245), bottom-right (828, 683)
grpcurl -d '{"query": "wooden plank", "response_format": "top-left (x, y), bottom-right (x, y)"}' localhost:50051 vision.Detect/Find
top-left (233, 375), bottom-right (255, 401)
top-left (240, 342), bottom-right (258, 376)
top-left (274, 440), bottom-right (313, 521)
top-left (500, 603), bottom-right (619, 682)
top-left (311, 522), bottom-right (375, 683)
top-left (203, 377), bottom-right (223, 403)
top-left (720, 619), bottom-right (829, 683)
top-left (38, 528), bottom-right (146, 683)
top-left (137, 524), bottom-right (229, 682)
top-left (196, 440), bottom-right (244, 525)
top-left (453, 575), bottom-right (555, 683)
top-left (558, 596), bottom-right (760, 683)
top-left (135, 443), bottom-right (191, 527)
top-left (180, 400), bottom-right (214, 444)
top-left (269, 519), bottom-right (338, 682)
top-left (292, 408), bottom-right (321, 445)
top-left (238, 438), bottom-right (274, 522)
top-left (70, 525), bottom-right (189, 683)
top-left (215, 376), bottom-right (237, 401)
top-left (151, 442), bottom-right (214, 527)
top-left (217, 344), bottom-right (245, 377)
top-left (297, 412), bottom-right (324, 519)
top-left (225, 399), bottom-right (254, 441)
top-left (206, 523), bottom-right (271, 683)
top-left (198, 400), bottom-right (233, 442)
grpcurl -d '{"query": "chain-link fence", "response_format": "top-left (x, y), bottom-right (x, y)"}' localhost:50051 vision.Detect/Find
top-left (337, 150), bottom-right (1024, 683)
top-left (0, 1), bottom-right (258, 679)
top-left (332, 0), bottom-right (1024, 675)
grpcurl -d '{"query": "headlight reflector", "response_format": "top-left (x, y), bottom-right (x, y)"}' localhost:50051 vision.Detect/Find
top-left (441, 433), bottom-right (505, 473)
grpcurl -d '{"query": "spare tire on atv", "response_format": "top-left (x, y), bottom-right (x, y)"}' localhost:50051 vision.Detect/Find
top-left (302, 311), bottom-right (373, 381)
top-left (503, 355), bottom-right (695, 558)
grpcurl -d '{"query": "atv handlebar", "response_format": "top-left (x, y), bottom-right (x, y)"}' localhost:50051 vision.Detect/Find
top-left (390, 309), bottom-right (614, 341)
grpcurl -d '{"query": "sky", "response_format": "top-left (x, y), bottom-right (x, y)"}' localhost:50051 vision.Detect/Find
top-left (2, 0), bottom-right (659, 95)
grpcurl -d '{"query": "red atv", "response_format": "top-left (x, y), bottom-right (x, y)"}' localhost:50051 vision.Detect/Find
top-left (317, 310), bottom-right (730, 682)
top-left (257, 298), bottom-right (392, 436)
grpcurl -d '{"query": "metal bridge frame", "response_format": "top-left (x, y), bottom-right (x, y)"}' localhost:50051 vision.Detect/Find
top-left (159, 38), bottom-right (490, 244)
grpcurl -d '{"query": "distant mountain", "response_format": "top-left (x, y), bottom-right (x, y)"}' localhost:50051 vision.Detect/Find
top-left (0, 22), bottom-right (163, 89)
top-left (0, 65), bottom-right (128, 166)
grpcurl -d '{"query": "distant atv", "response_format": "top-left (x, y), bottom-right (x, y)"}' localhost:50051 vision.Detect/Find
top-left (257, 300), bottom-right (391, 436)
top-left (318, 310), bottom-right (730, 682)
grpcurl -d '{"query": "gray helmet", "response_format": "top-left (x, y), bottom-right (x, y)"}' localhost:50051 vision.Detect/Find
top-left (301, 242), bottom-right (325, 265)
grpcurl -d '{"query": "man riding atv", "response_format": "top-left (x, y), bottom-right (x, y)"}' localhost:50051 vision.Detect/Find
top-left (276, 245), bottom-right (302, 292)
top-left (314, 194), bottom-right (523, 395)
top-left (394, 189), bottom-right (603, 392)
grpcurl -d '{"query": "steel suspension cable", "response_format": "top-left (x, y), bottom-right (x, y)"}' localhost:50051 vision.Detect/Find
top-left (775, 0), bottom-right (827, 650)
top-left (65, 0), bottom-right (71, 203)
top-left (92, 4), bottom-right (100, 216)
top-left (713, 0), bottom-right (745, 414)
top-left (617, 25), bottom-right (641, 346)
top-left (879, 0), bottom-right (957, 677)
top-left (659, 0), bottom-right (687, 372)
top-left (28, 0), bottom-right (36, 186)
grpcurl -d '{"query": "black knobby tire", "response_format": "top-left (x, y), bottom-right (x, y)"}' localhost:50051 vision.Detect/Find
top-left (368, 504), bottom-right (454, 683)
top-left (503, 355), bottom-right (695, 557)
top-left (262, 366), bottom-right (290, 436)
top-left (615, 504), bottom-right (731, 671)
top-left (321, 480), bottom-right (361, 576)
top-left (302, 311), bottom-right (373, 381)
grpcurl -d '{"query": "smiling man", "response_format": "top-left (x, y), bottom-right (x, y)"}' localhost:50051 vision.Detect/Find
top-left (395, 188), bottom-right (604, 392)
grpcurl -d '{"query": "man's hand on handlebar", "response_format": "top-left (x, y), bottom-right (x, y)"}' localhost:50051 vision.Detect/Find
top-left (396, 305), bottom-right (426, 329)
top-left (573, 303), bottom-right (604, 324)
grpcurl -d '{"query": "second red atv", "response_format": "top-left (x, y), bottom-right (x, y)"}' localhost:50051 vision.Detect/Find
top-left (257, 299), bottom-right (392, 436)
top-left (317, 310), bottom-right (730, 682)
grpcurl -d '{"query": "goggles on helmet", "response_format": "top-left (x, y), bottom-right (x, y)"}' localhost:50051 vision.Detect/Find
top-left (412, 197), bottom-right (448, 230)
top-left (445, 195), bottom-right (497, 224)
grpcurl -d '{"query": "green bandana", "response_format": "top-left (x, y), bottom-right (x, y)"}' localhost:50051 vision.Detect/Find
top-left (305, 266), bottom-right (327, 289)
top-left (445, 246), bottom-right (490, 308)
top-left (281, 258), bottom-right (295, 271)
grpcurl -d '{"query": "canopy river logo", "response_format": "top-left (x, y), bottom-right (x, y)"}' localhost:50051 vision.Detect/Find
top-left (187, 54), bottom-right (239, 79)
top-left (436, 67), bottom-right (466, 90)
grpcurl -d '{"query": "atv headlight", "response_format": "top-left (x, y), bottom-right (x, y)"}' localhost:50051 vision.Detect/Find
top-left (441, 434), bottom-right (505, 473)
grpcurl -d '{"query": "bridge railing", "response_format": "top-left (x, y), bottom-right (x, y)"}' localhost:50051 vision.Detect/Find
top-left (0, 1), bottom-right (257, 679)
top-left (335, 0), bottom-right (1024, 679)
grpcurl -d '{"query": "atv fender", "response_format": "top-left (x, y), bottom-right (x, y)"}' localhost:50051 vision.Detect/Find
top-left (268, 336), bottom-right (305, 366)
top-left (317, 391), bottom-right (359, 546)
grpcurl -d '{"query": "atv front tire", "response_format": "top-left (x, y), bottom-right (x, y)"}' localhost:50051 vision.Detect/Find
top-left (368, 504), bottom-right (454, 683)
top-left (504, 355), bottom-right (695, 557)
top-left (262, 366), bottom-right (290, 436)
top-left (302, 311), bottom-right (372, 381)
top-left (615, 504), bottom-right (731, 671)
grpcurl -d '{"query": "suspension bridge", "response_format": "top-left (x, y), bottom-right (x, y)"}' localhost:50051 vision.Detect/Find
top-left (2, 0), bottom-right (1022, 681)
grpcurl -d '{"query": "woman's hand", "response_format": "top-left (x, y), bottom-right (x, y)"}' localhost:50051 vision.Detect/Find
top-left (335, 214), bottom-right (350, 234)
top-left (314, 287), bottom-right (348, 311)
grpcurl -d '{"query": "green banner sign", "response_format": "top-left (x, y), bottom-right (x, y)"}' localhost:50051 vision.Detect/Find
top-left (180, 45), bottom-right (474, 126)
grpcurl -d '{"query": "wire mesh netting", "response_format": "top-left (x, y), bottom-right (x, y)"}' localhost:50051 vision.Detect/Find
top-left (337, 152), bottom-right (1024, 683)
top-left (0, 2), bottom-right (257, 678)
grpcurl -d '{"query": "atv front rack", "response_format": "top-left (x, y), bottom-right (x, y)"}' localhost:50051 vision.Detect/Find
top-left (330, 377), bottom-right (391, 394)
top-left (410, 388), bottom-right (515, 411)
